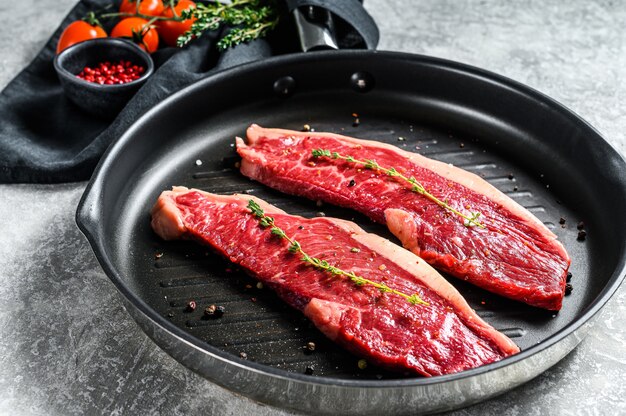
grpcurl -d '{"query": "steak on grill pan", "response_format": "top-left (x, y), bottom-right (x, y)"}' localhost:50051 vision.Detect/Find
top-left (151, 187), bottom-right (519, 376)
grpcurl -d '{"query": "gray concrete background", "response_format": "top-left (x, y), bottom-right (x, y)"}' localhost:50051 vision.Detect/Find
top-left (1, 0), bottom-right (625, 414)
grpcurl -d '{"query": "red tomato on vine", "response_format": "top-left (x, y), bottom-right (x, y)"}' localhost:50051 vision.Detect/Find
top-left (156, 0), bottom-right (197, 47)
top-left (111, 17), bottom-right (159, 53)
top-left (57, 20), bottom-right (107, 54)
top-left (119, 0), bottom-right (165, 17)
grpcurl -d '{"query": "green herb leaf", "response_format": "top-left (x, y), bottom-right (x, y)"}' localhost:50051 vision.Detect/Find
top-left (259, 216), bottom-right (273, 227)
top-left (351, 276), bottom-right (366, 286)
top-left (288, 240), bottom-right (301, 253)
top-left (271, 227), bottom-right (286, 238)
top-left (177, 0), bottom-right (279, 50)
top-left (464, 211), bottom-right (482, 227)
top-left (407, 293), bottom-right (429, 306)
top-left (312, 149), bottom-right (331, 158)
top-left (364, 159), bottom-right (379, 170)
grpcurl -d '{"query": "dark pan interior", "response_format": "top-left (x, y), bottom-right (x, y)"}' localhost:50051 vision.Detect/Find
top-left (89, 51), bottom-right (626, 381)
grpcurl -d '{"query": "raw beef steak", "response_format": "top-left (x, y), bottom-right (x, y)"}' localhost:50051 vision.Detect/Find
top-left (236, 125), bottom-right (571, 310)
top-left (151, 187), bottom-right (519, 376)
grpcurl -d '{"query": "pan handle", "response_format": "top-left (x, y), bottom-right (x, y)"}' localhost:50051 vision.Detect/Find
top-left (286, 0), bottom-right (380, 50)
top-left (75, 177), bottom-right (105, 248)
top-left (293, 6), bottom-right (338, 52)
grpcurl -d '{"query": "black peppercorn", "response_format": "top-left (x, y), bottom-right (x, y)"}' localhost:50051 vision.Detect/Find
top-left (577, 221), bottom-right (585, 230)
top-left (348, 179), bottom-right (356, 187)
top-left (565, 283), bottom-right (573, 295)
top-left (303, 341), bottom-right (316, 354)
top-left (566, 272), bottom-right (572, 283)
top-left (305, 365), bottom-right (314, 375)
top-left (559, 217), bottom-right (566, 225)
top-left (577, 230), bottom-right (587, 241)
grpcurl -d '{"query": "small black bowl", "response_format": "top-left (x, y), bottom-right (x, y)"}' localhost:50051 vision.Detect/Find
top-left (54, 38), bottom-right (154, 119)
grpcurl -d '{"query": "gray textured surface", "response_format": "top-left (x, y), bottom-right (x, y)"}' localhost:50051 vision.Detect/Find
top-left (1, 0), bottom-right (625, 415)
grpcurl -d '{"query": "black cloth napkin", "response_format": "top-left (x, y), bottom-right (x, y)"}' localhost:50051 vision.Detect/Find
top-left (0, 0), bottom-right (378, 183)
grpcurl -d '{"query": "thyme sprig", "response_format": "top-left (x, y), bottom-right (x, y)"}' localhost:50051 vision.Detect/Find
top-left (247, 200), bottom-right (429, 307)
top-left (177, 0), bottom-right (279, 50)
top-left (99, 11), bottom-right (179, 22)
top-left (311, 149), bottom-right (485, 228)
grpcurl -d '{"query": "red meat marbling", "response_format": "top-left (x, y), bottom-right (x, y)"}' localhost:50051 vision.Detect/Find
top-left (236, 125), bottom-right (571, 310)
top-left (151, 187), bottom-right (519, 376)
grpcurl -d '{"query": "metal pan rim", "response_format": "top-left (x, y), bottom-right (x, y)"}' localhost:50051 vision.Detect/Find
top-left (77, 49), bottom-right (626, 390)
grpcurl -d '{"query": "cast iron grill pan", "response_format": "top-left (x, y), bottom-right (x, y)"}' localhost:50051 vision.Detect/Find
top-left (77, 51), bottom-right (626, 412)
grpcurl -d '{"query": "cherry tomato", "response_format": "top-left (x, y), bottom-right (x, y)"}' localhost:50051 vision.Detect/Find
top-left (57, 20), bottom-right (107, 54)
top-left (111, 17), bottom-right (159, 53)
top-left (119, 0), bottom-right (164, 17)
top-left (156, 0), bottom-right (196, 47)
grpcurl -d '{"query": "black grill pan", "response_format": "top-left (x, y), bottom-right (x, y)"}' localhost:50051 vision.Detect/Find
top-left (76, 50), bottom-right (626, 415)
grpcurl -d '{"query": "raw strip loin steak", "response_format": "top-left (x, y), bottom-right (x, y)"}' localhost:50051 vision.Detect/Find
top-left (236, 125), bottom-right (571, 310)
top-left (151, 187), bottom-right (519, 376)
